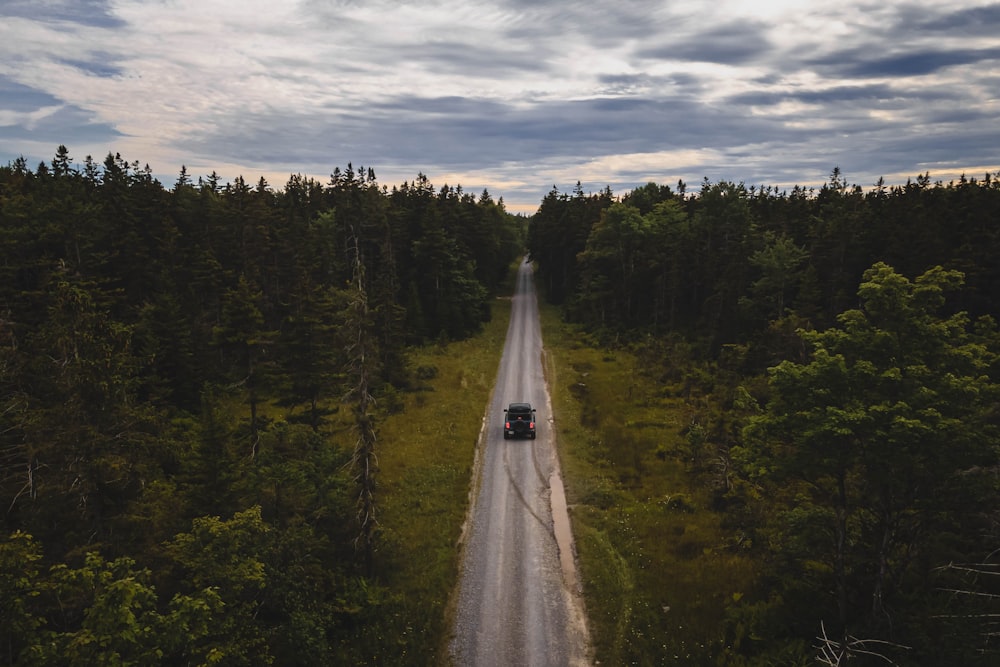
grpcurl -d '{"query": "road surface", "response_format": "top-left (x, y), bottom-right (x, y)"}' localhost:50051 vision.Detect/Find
top-left (449, 260), bottom-right (591, 666)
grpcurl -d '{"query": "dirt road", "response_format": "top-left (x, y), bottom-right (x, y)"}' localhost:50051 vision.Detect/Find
top-left (449, 260), bottom-right (591, 666)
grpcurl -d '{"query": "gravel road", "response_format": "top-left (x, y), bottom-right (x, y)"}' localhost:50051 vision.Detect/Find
top-left (449, 260), bottom-right (591, 666)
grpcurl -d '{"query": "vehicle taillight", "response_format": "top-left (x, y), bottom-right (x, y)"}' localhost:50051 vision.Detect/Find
top-left (529, 421), bottom-right (535, 428)
top-left (505, 421), bottom-right (511, 429)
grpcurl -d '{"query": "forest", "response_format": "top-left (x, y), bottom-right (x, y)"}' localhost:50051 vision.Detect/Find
top-left (529, 171), bottom-right (1000, 665)
top-left (0, 147), bottom-right (523, 665)
top-left (2, 144), bottom-right (999, 665)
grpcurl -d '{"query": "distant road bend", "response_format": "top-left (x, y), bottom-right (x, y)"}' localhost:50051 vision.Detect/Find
top-left (449, 260), bottom-right (591, 666)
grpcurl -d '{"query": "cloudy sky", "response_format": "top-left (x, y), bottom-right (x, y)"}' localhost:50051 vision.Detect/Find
top-left (2, 0), bottom-right (998, 213)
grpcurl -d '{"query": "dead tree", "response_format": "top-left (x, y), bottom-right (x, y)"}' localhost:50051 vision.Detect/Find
top-left (345, 229), bottom-right (379, 575)
top-left (934, 556), bottom-right (1000, 655)
top-left (814, 620), bottom-right (910, 665)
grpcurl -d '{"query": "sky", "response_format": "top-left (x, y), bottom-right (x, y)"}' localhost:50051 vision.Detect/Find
top-left (1, 1), bottom-right (998, 214)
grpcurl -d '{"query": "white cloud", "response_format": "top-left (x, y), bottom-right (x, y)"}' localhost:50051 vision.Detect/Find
top-left (0, 0), bottom-right (998, 211)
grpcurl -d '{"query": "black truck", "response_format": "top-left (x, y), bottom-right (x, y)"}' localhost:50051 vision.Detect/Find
top-left (503, 403), bottom-right (536, 439)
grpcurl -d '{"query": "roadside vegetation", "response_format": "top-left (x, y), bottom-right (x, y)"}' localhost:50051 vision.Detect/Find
top-left (532, 173), bottom-right (1000, 665)
top-left (541, 300), bottom-right (757, 664)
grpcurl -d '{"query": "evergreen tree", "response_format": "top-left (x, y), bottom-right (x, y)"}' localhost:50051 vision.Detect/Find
top-left (212, 274), bottom-right (276, 447)
top-left (19, 273), bottom-right (162, 550)
top-left (278, 282), bottom-right (348, 432)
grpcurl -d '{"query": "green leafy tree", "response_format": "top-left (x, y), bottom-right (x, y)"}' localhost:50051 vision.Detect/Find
top-left (574, 199), bottom-right (692, 332)
top-left (644, 198), bottom-right (691, 331)
top-left (163, 507), bottom-right (271, 665)
top-left (575, 202), bottom-right (648, 328)
top-left (410, 219), bottom-right (488, 340)
top-left (0, 532), bottom-right (44, 664)
top-left (20, 549), bottom-right (222, 667)
top-left (744, 262), bottom-right (999, 661)
top-left (132, 288), bottom-right (199, 409)
top-left (805, 168), bottom-right (871, 319)
top-left (528, 184), bottom-right (613, 304)
top-left (690, 180), bottom-right (756, 347)
top-left (621, 181), bottom-right (675, 214)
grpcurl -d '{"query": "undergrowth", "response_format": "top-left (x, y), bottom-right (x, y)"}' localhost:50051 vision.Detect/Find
top-left (540, 301), bottom-right (757, 666)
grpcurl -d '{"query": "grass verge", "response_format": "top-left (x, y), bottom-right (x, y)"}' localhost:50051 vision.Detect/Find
top-left (539, 300), bottom-right (757, 665)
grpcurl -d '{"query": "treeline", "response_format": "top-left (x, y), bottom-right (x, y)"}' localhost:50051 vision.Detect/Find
top-left (0, 146), bottom-right (523, 664)
top-left (532, 171), bottom-right (1000, 354)
top-left (530, 171), bottom-right (1000, 664)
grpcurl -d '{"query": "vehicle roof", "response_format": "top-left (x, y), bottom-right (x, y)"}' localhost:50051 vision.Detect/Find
top-left (506, 402), bottom-right (533, 412)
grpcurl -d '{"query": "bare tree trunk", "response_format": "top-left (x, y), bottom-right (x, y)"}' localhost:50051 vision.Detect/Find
top-left (835, 468), bottom-right (850, 651)
top-left (346, 229), bottom-right (378, 576)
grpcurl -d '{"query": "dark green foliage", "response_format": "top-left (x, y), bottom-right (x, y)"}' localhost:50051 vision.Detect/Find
top-left (528, 183), bottom-right (613, 304)
top-left (536, 169), bottom-right (1000, 664)
top-left (0, 532), bottom-right (43, 663)
top-left (15, 272), bottom-right (163, 552)
top-left (740, 263), bottom-right (999, 663)
top-left (536, 171), bottom-right (1000, 362)
top-left (0, 147), bottom-right (523, 664)
top-left (6, 144), bottom-right (1000, 663)
top-left (277, 282), bottom-right (349, 431)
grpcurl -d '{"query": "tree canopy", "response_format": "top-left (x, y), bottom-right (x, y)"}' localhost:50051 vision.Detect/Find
top-left (533, 171), bottom-right (1000, 664)
top-left (739, 262), bottom-right (999, 663)
top-left (4, 147), bottom-right (1000, 664)
top-left (0, 147), bottom-right (524, 665)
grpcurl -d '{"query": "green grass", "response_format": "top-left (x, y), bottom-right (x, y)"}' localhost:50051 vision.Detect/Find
top-left (539, 300), bottom-right (757, 665)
